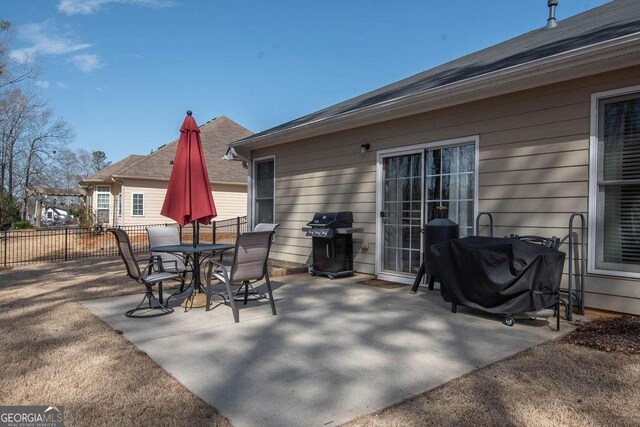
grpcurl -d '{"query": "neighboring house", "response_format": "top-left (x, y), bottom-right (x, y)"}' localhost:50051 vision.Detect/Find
top-left (81, 116), bottom-right (252, 226)
top-left (43, 207), bottom-right (72, 224)
top-left (228, 0), bottom-right (640, 314)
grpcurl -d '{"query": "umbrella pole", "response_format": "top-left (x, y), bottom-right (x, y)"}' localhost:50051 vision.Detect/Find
top-left (193, 221), bottom-right (201, 293)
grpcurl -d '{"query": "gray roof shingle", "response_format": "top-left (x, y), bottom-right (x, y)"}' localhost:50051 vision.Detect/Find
top-left (81, 154), bottom-right (145, 184)
top-left (84, 116), bottom-right (252, 185)
top-left (238, 0), bottom-right (640, 143)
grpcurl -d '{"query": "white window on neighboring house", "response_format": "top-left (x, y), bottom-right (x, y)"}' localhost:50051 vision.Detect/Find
top-left (96, 185), bottom-right (110, 224)
top-left (590, 87), bottom-right (640, 277)
top-left (132, 193), bottom-right (144, 216)
top-left (253, 157), bottom-right (275, 224)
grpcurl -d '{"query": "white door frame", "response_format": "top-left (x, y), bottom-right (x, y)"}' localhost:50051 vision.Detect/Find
top-left (375, 136), bottom-right (480, 284)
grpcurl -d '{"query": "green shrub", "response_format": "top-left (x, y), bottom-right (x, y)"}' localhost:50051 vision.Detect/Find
top-left (0, 192), bottom-right (20, 224)
top-left (14, 221), bottom-right (32, 229)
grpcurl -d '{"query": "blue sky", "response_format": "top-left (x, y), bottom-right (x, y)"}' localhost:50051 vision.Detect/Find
top-left (3, 0), bottom-right (610, 163)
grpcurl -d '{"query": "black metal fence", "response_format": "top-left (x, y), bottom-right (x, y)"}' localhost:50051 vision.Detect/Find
top-left (1, 216), bottom-right (248, 267)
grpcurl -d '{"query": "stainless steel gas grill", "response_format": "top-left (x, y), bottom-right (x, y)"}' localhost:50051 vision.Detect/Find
top-left (303, 211), bottom-right (361, 279)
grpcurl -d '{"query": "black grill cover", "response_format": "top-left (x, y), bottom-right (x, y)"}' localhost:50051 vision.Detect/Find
top-left (430, 236), bottom-right (566, 314)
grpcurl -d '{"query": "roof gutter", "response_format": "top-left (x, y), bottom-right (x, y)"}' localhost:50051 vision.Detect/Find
top-left (110, 174), bottom-right (247, 186)
top-left (231, 32), bottom-right (640, 150)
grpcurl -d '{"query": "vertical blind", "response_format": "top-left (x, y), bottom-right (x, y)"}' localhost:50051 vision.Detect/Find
top-left (599, 97), bottom-right (640, 272)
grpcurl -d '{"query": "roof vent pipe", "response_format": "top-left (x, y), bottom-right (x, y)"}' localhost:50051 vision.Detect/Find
top-left (546, 0), bottom-right (558, 29)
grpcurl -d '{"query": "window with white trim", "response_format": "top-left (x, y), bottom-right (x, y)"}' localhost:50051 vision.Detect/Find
top-left (592, 91), bottom-right (640, 275)
top-left (132, 193), bottom-right (144, 216)
top-left (96, 185), bottom-right (110, 224)
top-left (254, 157), bottom-right (275, 224)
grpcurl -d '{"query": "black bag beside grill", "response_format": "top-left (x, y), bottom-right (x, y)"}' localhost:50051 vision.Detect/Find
top-left (430, 236), bottom-right (565, 329)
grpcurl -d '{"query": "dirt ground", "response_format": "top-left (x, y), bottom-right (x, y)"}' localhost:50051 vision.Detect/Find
top-left (561, 315), bottom-right (640, 354)
top-left (1, 259), bottom-right (639, 426)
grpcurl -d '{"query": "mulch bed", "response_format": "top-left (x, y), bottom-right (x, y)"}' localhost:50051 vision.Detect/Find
top-left (357, 279), bottom-right (405, 289)
top-left (562, 314), bottom-right (640, 354)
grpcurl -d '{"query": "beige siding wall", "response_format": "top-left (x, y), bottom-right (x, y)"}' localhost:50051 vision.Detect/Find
top-left (212, 183), bottom-right (248, 221)
top-left (120, 180), bottom-right (247, 225)
top-left (252, 65), bottom-right (640, 315)
top-left (121, 180), bottom-right (167, 226)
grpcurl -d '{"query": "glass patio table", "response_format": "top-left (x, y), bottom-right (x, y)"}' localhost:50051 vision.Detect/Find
top-left (151, 243), bottom-right (234, 307)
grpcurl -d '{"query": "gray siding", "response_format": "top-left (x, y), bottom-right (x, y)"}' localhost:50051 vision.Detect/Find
top-left (253, 65), bottom-right (640, 314)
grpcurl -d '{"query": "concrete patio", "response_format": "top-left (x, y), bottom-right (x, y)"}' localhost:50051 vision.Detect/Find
top-left (82, 273), bottom-right (574, 427)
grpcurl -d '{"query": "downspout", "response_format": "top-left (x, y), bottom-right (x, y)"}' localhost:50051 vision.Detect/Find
top-left (111, 176), bottom-right (124, 226)
top-left (223, 147), bottom-right (254, 228)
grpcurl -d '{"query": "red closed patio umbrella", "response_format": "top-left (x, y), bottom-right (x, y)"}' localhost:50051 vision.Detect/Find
top-left (161, 111), bottom-right (217, 243)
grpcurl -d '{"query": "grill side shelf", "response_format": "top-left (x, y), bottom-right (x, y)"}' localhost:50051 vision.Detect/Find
top-left (302, 227), bottom-right (364, 234)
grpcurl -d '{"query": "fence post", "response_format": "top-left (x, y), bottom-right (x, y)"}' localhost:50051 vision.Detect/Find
top-left (212, 221), bottom-right (216, 244)
top-left (2, 229), bottom-right (6, 267)
top-left (64, 227), bottom-right (69, 261)
top-left (236, 216), bottom-right (240, 237)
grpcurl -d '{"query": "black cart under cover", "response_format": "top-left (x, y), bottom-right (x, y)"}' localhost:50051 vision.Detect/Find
top-left (430, 236), bottom-right (566, 314)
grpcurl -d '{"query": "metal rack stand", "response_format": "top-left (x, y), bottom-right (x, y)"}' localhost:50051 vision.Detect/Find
top-left (473, 211), bottom-right (586, 321)
top-left (475, 212), bottom-right (494, 237)
top-left (558, 213), bottom-right (586, 320)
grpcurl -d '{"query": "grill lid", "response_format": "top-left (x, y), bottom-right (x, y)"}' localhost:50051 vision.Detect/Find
top-left (307, 211), bottom-right (353, 228)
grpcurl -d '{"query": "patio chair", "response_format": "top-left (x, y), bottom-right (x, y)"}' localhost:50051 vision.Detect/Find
top-left (205, 230), bottom-right (277, 323)
top-left (216, 222), bottom-right (279, 281)
top-left (109, 228), bottom-right (184, 318)
top-left (147, 226), bottom-right (192, 286)
top-left (253, 223), bottom-right (280, 233)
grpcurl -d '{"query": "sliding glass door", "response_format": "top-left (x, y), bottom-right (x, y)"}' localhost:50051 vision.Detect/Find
top-left (380, 152), bottom-right (423, 275)
top-left (378, 139), bottom-right (477, 280)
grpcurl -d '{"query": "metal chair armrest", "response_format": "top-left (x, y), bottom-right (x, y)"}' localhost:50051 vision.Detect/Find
top-left (207, 259), bottom-right (231, 284)
top-left (138, 256), bottom-right (158, 271)
top-left (145, 256), bottom-right (181, 273)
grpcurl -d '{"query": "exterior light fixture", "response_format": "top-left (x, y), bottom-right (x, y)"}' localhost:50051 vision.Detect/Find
top-left (360, 143), bottom-right (370, 153)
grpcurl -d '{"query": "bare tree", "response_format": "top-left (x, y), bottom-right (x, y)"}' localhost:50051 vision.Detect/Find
top-left (0, 19), bottom-right (38, 223)
top-left (0, 20), bottom-right (37, 89)
top-left (76, 148), bottom-right (97, 178)
top-left (0, 88), bottom-right (45, 194)
top-left (0, 19), bottom-right (79, 222)
top-left (20, 112), bottom-right (73, 219)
